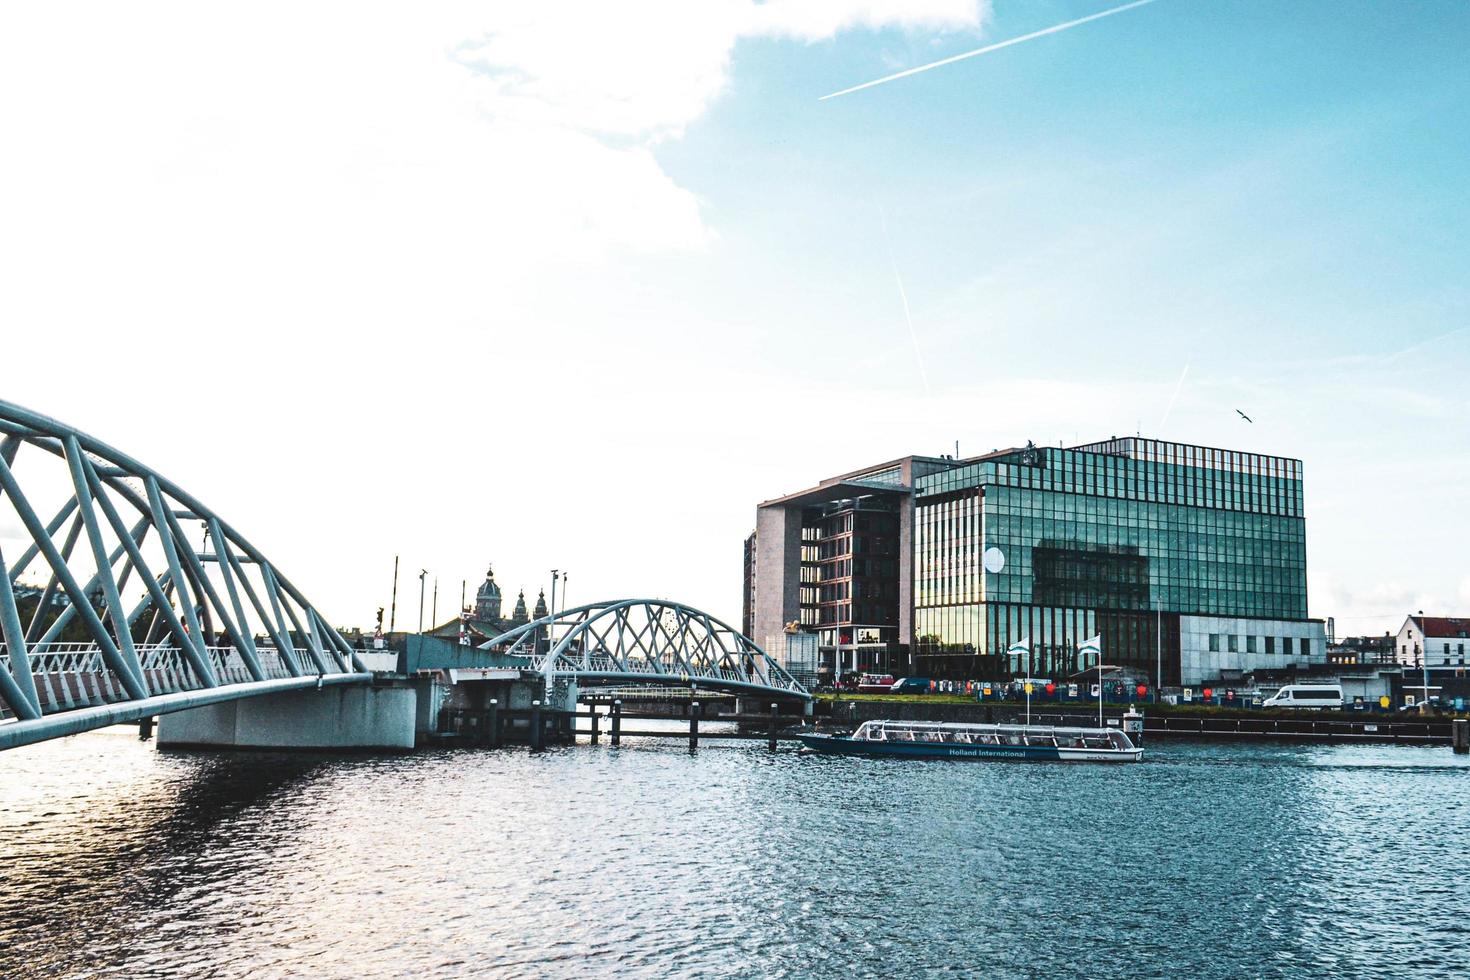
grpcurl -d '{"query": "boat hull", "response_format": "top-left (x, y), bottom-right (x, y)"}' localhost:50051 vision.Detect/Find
top-left (796, 732), bottom-right (1142, 763)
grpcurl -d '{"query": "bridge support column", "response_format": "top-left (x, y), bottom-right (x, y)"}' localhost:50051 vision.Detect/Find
top-left (157, 682), bottom-right (415, 750)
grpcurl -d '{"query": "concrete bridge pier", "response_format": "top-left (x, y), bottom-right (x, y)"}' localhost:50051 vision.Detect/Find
top-left (157, 681), bottom-right (417, 750)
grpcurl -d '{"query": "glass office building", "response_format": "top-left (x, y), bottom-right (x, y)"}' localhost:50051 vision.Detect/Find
top-left (749, 437), bottom-right (1325, 686)
top-left (913, 437), bottom-right (1315, 682)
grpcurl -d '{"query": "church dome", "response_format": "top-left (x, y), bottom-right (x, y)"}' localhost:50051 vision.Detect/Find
top-left (477, 567), bottom-right (501, 600)
top-left (474, 566), bottom-right (502, 621)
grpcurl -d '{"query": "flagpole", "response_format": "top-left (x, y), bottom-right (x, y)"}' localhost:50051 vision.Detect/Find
top-left (1008, 636), bottom-right (1032, 728)
top-left (1074, 635), bottom-right (1103, 729)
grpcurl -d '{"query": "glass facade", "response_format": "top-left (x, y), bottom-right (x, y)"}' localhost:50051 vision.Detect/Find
top-left (913, 438), bottom-right (1308, 681)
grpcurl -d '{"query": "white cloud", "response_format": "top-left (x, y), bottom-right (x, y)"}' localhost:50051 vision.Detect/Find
top-left (451, 1), bottom-right (987, 139)
top-left (0, 1), bottom-right (989, 625)
top-left (0, 0), bottom-right (988, 283)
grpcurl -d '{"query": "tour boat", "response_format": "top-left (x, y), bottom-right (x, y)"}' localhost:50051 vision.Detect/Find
top-left (795, 719), bottom-right (1143, 762)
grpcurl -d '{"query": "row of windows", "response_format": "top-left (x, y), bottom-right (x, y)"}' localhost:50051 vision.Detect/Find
top-left (815, 601), bottom-right (897, 627)
top-left (913, 602), bottom-right (1183, 681)
top-left (1207, 634), bottom-right (1310, 657)
top-left (918, 443), bottom-right (1304, 519)
top-left (1401, 642), bottom-right (1469, 664)
top-left (1073, 437), bottom-right (1301, 479)
top-left (914, 485), bottom-right (1308, 619)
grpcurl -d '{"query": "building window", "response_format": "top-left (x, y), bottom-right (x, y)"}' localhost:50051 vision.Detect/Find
top-left (1246, 635), bottom-right (1257, 654)
top-left (1228, 634), bottom-right (1238, 653)
top-left (1266, 636), bottom-right (1275, 655)
top-left (1209, 634), bottom-right (1220, 652)
top-left (1300, 637), bottom-right (1310, 657)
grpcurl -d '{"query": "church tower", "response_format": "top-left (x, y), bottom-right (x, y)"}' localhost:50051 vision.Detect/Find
top-left (474, 567), bottom-right (502, 622)
top-left (510, 590), bottom-right (529, 625)
top-left (532, 588), bottom-right (549, 620)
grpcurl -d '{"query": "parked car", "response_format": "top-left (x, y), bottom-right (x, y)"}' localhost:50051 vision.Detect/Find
top-left (1398, 697), bottom-right (1443, 712)
top-left (856, 673), bottom-right (897, 694)
top-left (889, 676), bottom-right (932, 694)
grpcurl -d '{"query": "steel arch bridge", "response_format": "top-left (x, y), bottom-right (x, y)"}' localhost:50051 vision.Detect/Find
top-left (478, 599), bottom-right (810, 702)
top-left (0, 400), bottom-right (369, 752)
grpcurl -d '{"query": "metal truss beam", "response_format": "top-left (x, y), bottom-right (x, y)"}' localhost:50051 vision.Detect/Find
top-left (477, 599), bottom-right (809, 701)
top-left (0, 399), bottom-right (367, 744)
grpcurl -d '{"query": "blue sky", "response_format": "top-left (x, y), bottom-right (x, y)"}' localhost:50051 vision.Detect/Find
top-left (1, 1), bottom-right (1466, 636)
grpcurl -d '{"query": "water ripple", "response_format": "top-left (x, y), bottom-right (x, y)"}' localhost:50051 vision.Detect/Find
top-left (1, 730), bottom-right (1468, 978)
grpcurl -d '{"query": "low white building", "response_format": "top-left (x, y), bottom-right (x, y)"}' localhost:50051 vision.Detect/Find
top-left (1178, 615), bottom-right (1327, 686)
top-left (1395, 615), bottom-right (1470, 668)
top-left (765, 630), bottom-right (819, 681)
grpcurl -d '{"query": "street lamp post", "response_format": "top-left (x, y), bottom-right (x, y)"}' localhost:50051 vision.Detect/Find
top-left (1155, 595), bottom-right (1162, 703)
top-left (417, 569), bottom-right (427, 633)
top-left (1420, 608), bottom-right (1431, 713)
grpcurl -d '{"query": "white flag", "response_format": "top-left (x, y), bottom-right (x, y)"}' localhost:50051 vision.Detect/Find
top-left (1079, 634), bottom-right (1102, 666)
top-left (1006, 636), bottom-right (1031, 673)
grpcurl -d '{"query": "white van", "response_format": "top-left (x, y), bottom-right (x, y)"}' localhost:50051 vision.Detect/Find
top-left (1262, 684), bottom-right (1343, 710)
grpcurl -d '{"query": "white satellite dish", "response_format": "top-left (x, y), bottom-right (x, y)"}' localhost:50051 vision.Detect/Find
top-left (982, 547), bottom-right (1006, 574)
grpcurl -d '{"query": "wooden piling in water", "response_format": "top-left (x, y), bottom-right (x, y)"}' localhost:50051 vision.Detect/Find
top-left (529, 700), bottom-right (543, 751)
top-left (768, 702), bottom-right (778, 751)
top-left (1454, 718), bottom-right (1468, 755)
top-left (611, 699), bottom-right (621, 747)
top-left (689, 701), bottom-right (700, 751)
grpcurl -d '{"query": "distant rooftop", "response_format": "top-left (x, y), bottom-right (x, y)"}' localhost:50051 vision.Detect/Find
top-left (760, 435), bottom-right (1303, 510)
top-left (1410, 616), bottom-right (1470, 638)
top-left (1071, 436), bottom-right (1302, 478)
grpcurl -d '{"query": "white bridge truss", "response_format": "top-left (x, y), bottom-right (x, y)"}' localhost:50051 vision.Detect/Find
top-left (479, 599), bottom-right (809, 701)
top-left (0, 400), bottom-right (369, 751)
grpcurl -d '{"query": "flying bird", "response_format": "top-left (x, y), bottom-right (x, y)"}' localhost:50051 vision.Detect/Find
top-left (1236, 410), bottom-right (1253, 423)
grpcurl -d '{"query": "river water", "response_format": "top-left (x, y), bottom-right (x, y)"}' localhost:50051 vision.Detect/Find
top-left (2, 725), bottom-right (1467, 979)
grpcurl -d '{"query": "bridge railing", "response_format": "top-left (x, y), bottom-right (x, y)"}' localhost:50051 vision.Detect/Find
top-left (537, 650), bottom-right (805, 694)
top-left (1, 642), bottom-right (314, 678)
top-left (0, 642), bottom-right (323, 718)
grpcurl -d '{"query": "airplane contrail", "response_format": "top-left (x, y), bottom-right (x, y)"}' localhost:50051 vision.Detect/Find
top-left (1158, 360), bottom-right (1190, 431)
top-left (820, 0), bottom-right (1163, 101)
top-left (881, 208), bottom-right (932, 399)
